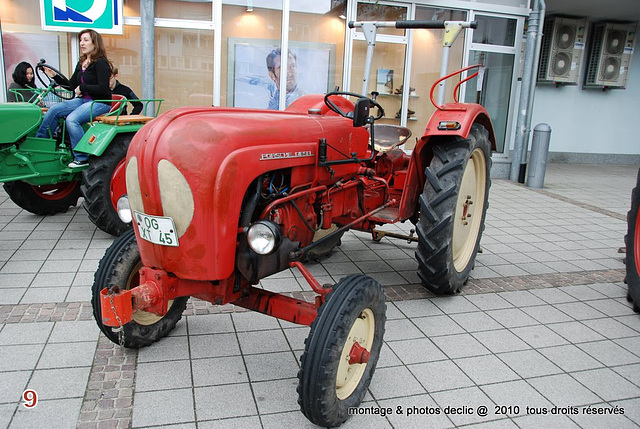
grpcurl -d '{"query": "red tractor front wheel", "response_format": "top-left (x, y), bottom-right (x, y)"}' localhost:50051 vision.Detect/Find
top-left (82, 134), bottom-right (133, 236)
top-left (625, 168), bottom-right (640, 313)
top-left (297, 274), bottom-right (386, 427)
top-left (3, 180), bottom-right (82, 215)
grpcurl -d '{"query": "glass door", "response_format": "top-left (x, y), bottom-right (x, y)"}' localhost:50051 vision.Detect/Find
top-left (348, 1), bottom-right (409, 130)
top-left (463, 13), bottom-right (523, 153)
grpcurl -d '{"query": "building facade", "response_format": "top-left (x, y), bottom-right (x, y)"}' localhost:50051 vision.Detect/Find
top-left (1, 0), bottom-right (638, 170)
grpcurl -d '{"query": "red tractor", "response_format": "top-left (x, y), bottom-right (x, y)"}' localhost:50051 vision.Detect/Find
top-left (626, 168), bottom-right (640, 313)
top-left (93, 20), bottom-right (495, 427)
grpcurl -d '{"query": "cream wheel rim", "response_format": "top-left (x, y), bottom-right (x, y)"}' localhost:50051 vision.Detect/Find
top-left (452, 148), bottom-right (486, 272)
top-left (336, 308), bottom-right (375, 399)
top-left (128, 260), bottom-right (174, 326)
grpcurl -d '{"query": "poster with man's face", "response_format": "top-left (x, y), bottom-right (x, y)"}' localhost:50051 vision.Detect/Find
top-left (229, 39), bottom-right (335, 109)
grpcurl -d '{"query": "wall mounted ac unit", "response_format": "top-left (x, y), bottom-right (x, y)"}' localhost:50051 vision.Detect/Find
top-left (538, 16), bottom-right (587, 84)
top-left (584, 21), bottom-right (637, 89)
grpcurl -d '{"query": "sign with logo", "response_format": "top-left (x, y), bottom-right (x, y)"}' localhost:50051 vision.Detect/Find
top-left (40, 0), bottom-right (123, 34)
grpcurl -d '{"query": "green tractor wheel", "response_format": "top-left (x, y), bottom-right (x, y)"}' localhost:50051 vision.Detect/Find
top-left (3, 180), bottom-right (82, 215)
top-left (82, 134), bottom-right (133, 236)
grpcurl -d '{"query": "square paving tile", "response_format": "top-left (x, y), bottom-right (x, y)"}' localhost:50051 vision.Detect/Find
top-left (511, 325), bottom-right (569, 348)
top-left (189, 333), bottom-right (241, 359)
top-left (0, 322), bottom-right (53, 345)
top-left (577, 340), bottom-right (640, 366)
top-left (471, 329), bottom-right (530, 354)
top-left (0, 370), bottom-right (30, 403)
top-left (237, 329), bottom-right (290, 355)
top-left (538, 344), bottom-right (604, 372)
top-left (187, 314), bottom-right (234, 335)
top-left (582, 318), bottom-right (639, 339)
top-left (133, 388), bottom-right (195, 427)
top-left (250, 378), bottom-right (299, 414)
top-left (383, 318), bottom-right (425, 342)
top-left (0, 344), bottom-right (44, 371)
top-left (431, 333), bottom-right (491, 359)
top-left (10, 398), bottom-right (82, 429)
top-left (465, 294), bottom-right (514, 311)
top-left (522, 305), bottom-right (573, 324)
top-left (529, 288), bottom-right (576, 304)
top-left (527, 374), bottom-right (601, 407)
top-left (486, 308), bottom-right (539, 328)
top-left (393, 299), bottom-right (444, 318)
top-left (513, 413), bottom-right (580, 428)
top-left (191, 356), bottom-right (248, 387)
top-left (36, 341), bottom-right (96, 369)
top-left (431, 296), bottom-right (480, 314)
top-left (546, 321), bottom-right (606, 344)
top-left (408, 360), bottom-right (474, 392)
top-left (137, 336), bottom-right (190, 363)
top-left (481, 380), bottom-right (552, 415)
top-left (27, 367), bottom-right (91, 400)
top-left (386, 337), bottom-right (447, 365)
top-left (615, 336), bottom-right (640, 357)
top-left (412, 315), bottom-right (465, 337)
top-left (368, 366), bottom-right (425, 400)
top-left (431, 386), bottom-right (495, 426)
top-left (455, 355), bottom-right (520, 385)
top-left (136, 360), bottom-right (192, 392)
top-left (244, 351), bottom-right (299, 382)
top-left (572, 368), bottom-right (640, 402)
top-left (553, 302), bottom-right (606, 320)
top-left (450, 312), bottom-right (504, 332)
top-left (497, 350), bottom-right (563, 379)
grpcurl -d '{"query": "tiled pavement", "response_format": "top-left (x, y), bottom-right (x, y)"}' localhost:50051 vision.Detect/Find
top-left (0, 163), bottom-right (638, 428)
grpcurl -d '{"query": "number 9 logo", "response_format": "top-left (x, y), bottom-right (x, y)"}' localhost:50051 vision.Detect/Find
top-left (22, 390), bottom-right (38, 408)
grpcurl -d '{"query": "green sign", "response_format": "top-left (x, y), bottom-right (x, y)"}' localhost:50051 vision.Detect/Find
top-left (40, 0), bottom-right (123, 35)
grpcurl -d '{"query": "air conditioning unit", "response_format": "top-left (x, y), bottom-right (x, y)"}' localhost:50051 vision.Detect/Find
top-left (584, 21), bottom-right (637, 89)
top-left (538, 16), bottom-right (587, 84)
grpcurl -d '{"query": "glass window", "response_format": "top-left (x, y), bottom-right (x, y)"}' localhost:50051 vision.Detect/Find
top-left (405, 7), bottom-right (468, 147)
top-left (472, 15), bottom-right (517, 47)
top-left (221, 3), bottom-right (283, 108)
top-left (157, 0), bottom-right (213, 20)
top-left (464, 51), bottom-right (515, 152)
top-left (287, 6), bottom-right (346, 108)
top-left (356, 2), bottom-right (407, 37)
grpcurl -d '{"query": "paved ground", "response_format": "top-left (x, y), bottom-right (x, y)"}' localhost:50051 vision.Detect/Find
top-left (0, 163), bottom-right (638, 429)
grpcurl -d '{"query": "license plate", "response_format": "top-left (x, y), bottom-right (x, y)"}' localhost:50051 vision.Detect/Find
top-left (134, 211), bottom-right (179, 247)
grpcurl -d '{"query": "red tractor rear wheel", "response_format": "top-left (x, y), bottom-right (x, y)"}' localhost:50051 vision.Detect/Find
top-left (625, 168), bottom-right (640, 313)
top-left (3, 180), bottom-right (82, 215)
top-left (297, 274), bottom-right (386, 427)
top-left (415, 123), bottom-right (491, 294)
top-left (82, 134), bottom-right (133, 236)
top-left (91, 228), bottom-right (189, 348)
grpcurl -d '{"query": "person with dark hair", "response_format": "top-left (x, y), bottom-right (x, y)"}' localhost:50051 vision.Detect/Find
top-left (36, 28), bottom-right (112, 168)
top-left (7, 61), bottom-right (39, 103)
top-left (266, 48), bottom-right (303, 110)
top-left (109, 66), bottom-right (143, 115)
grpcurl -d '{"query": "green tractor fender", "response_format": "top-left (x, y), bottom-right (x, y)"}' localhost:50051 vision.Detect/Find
top-left (0, 102), bottom-right (42, 143)
top-left (74, 122), bottom-right (144, 157)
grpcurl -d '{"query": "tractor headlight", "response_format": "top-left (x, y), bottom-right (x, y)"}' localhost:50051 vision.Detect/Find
top-left (116, 195), bottom-right (132, 223)
top-left (247, 220), bottom-right (282, 255)
top-left (157, 159), bottom-right (194, 238)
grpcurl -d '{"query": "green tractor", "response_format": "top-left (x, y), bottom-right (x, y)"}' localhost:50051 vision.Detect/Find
top-left (1, 60), bottom-right (159, 236)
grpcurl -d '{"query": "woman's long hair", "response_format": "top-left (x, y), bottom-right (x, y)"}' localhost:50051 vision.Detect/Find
top-left (11, 61), bottom-right (36, 88)
top-left (78, 29), bottom-right (109, 64)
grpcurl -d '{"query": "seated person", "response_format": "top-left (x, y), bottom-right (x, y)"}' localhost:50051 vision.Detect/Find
top-left (109, 66), bottom-right (143, 115)
top-left (7, 61), bottom-right (39, 103)
top-left (35, 29), bottom-right (112, 168)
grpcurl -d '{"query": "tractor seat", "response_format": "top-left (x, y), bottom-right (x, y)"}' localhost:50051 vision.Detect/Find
top-left (370, 124), bottom-right (412, 153)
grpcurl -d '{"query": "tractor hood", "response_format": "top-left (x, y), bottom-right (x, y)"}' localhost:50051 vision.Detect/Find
top-left (126, 105), bottom-right (368, 281)
top-left (0, 102), bottom-right (42, 143)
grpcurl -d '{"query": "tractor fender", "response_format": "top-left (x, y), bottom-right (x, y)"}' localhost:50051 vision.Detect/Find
top-left (0, 102), bottom-right (42, 143)
top-left (75, 123), bottom-right (142, 157)
top-left (398, 104), bottom-right (496, 221)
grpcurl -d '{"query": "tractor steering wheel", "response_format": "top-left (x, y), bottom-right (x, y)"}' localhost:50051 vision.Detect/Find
top-left (324, 91), bottom-right (385, 121)
top-left (35, 60), bottom-right (75, 100)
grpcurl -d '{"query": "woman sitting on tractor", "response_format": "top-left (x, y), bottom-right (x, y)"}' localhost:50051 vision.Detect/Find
top-left (35, 28), bottom-right (112, 168)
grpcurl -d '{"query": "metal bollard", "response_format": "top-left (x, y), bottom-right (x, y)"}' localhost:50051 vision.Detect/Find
top-left (526, 123), bottom-right (552, 188)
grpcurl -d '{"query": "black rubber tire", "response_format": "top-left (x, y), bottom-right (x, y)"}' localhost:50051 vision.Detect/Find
top-left (625, 168), bottom-right (640, 313)
top-left (81, 134), bottom-right (133, 236)
top-left (306, 226), bottom-right (345, 261)
top-left (3, 180), bottom-right (82, 215)
top-left (415, 124), bottom-right (491, 294)
top-left (297, 274), bottom-right (386, 427)
top-left (91, 228), bottom-right (188, 348)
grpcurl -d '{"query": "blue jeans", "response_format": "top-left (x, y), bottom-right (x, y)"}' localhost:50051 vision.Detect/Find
top-left (36, 98), bottom-right (110, 161)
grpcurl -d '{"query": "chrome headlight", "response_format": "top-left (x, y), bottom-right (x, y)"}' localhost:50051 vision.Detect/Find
top-left (247, 221), bottom-right (282, 255)
top-left (116, 195), bottom-right (132, 223)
